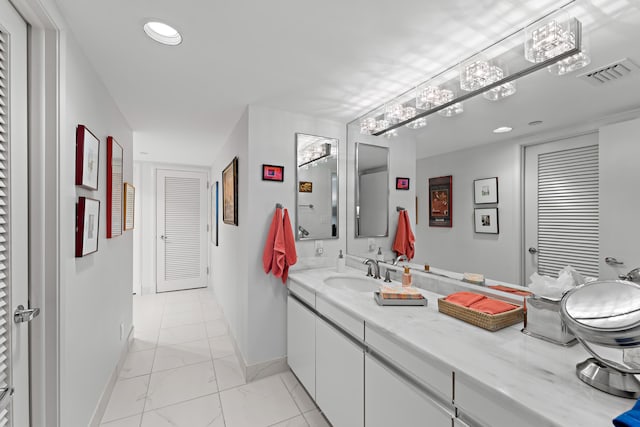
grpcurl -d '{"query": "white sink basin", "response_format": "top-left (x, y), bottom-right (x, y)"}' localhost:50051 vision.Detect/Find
top-left (324, 275), bottom-right (380, 292)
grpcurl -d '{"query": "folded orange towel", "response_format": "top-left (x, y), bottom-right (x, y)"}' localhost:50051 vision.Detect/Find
top-left (379, 285), bottom-right (424, 300)
top-left (469, 298), bottom-right (519, 315)
top-left (444, 292), bottom-right (486, 307)
top-left (489, 285), bottom-right (532, 297)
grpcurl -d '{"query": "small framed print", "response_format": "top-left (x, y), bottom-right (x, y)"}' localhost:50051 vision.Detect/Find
top-left (76, 197), bottom-right (100, 257)
top-left (75, 125), bottom-right (100, 190)
top-left (299, 181), bottom-right (312, 193)
top-left (474, 208), bottom-right (499, 234)
top-left (124, 183), bottom-right (135, 231)
top-left (262, 164), bottom-right (284, 182)
top-left (429, 175), bottom-right (452, 227)
top-left (223, 157), bottom-right (239, 226)
top-left (474, 177), bottom-right (498, 204)
top-left (396, 177), bottom-right (410, 190)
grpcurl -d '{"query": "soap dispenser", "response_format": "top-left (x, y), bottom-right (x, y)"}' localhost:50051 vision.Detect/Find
top-left (337, 250), bottom-right (346, 272)
top-left (402, 266), bottom-right (412, 287)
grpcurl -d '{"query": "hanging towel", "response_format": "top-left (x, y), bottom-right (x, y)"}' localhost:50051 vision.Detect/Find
top-left (393, 211), bottom-right (416, 260)
top-left (614, 399), bottom-right (640, 427)
top-left (281, 208), bottom-right (298, 283)
top-left (262, 207), bottom-right (282, 274)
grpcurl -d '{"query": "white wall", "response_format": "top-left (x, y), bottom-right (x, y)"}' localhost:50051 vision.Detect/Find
top-left (134, 160), bottom-right (210, 295)
top-left (59, 32), bottom-right (134, 427)
top-left (210, 105), bottom-right (346, 368)
top-left (599, 117), bottom-right (640, 279)
top-left (415, 140), bottom-right (521, 283)
top-left (346, 123), bottom-right (417, 261)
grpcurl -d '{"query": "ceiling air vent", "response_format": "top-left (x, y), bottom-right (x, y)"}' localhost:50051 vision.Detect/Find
top-left (578, 58), bottom-right (639, 86)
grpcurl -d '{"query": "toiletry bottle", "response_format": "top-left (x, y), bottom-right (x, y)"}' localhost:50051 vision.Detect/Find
top-left (376, 247), bottom-right (384, 262)
top-left (337, 250), bottom-right (346, 273)
top-left (402, 266), bottom-right (412, 287)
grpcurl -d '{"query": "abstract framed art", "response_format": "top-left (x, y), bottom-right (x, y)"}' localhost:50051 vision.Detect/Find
top-left (428, 175), bottom-right (452, 227)
top-left (75, 125), bottom-right (100, 190)
top-left (474, 207), bottom-right (499, 234)
top-left (474, 177), bottom-right (498, 204)
top-left (223, 157), bottom-right (238, 226)
top-left (76, 197), bottom-right (100, 257)
top-left (262, 164), bottom-right (284, 182)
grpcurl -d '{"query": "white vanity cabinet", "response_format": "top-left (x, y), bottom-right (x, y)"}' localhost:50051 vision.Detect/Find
top-left (316, 316), bottom-right (364, 427)
top-left (287, 296), bottom-right (316, 399)
top-left (365, 354), bottom-right (453, 427)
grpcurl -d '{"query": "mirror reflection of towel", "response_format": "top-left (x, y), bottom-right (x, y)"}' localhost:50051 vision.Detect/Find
top-left (393, 211), bottom-right (415, 260)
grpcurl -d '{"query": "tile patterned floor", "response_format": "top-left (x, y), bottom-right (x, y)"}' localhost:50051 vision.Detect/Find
top-left (101, 289), bottom-right (330, 427)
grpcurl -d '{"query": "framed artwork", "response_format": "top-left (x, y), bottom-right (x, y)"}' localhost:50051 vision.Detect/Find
top-left (299, 181), bottom-right (312, 193)
top-left (223, 157), bottom-right (238, 225)
top-left (429, 175), bottom-right (452, 227)
top-left (124, 183), bottom-right (135, 230)
top-left (76, 197), bottom-right (100, 257)
top-left (75, 125), bottom-right (100, 190)
top-left (396, 177), bottom-right (410, 190)
top-left (262, 164), bottom-right (284, 182)
top-left (215, 181), bottom-right (219, 245)
top-left (106, 136), bottom-right (123, 238)
top-left (474, 177), bottom-right (498, 204)
top-left (475, 208), bottom-right (499, 234)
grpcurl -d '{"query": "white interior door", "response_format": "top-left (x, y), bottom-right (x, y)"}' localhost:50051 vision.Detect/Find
top-left (524, 133), bottom-right (599, 282)
top-left (156, 169), bottom-right (208, 292)
top-left (0, 2), bottom-right (31, 425)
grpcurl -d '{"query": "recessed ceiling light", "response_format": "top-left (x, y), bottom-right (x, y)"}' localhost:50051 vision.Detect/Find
top-left (493, 126), bottom-right (513, 134)
top-left (528, 120), bottom-right (543, 126)
top-left (143, 21), bottom-right (182, 46)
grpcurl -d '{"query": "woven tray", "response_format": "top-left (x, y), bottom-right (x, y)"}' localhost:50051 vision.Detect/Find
top-left (437, 298), bottom-right (523, 332)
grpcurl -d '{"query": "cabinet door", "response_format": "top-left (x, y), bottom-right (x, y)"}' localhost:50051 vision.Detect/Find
top-left (287, 296), bottom-right (316, 399)
top-left (316, 318), bottom-right (364, 427)
top-left (365, 354), bottom-right (452, 427)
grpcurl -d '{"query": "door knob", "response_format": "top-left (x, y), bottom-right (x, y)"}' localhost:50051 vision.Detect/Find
top-left (528, 247), bottom-right (538, 254)
top-left (14, 305), bottom-right (40, 324)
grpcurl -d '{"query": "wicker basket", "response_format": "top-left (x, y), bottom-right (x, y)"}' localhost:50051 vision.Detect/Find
top-left (437, 298), bottom-right (524, 332)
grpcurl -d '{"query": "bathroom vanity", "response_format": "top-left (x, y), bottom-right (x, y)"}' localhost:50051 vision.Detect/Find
top-left (286, 267), bottom-right (630, 427)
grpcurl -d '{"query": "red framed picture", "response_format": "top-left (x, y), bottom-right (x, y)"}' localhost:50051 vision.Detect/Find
top-left (262, 164), bottom-right (284, 182)
top-left (76, 197), bottom-right (101, 257)
top-left (75, 124), bottom-right (100, 190)
top-left (396, 177), bottom-right (410, 190)
top-left (106, 136), bottom-right (123, 238)
top-left (429, 175), bottom-right (452, 227)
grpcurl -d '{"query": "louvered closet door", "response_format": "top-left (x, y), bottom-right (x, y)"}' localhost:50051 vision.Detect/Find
top-left (524, 133), bottom-right (599, 282)
top-left (0, 2), bottom-right (30, 425)
top-left (156, 170), bottom-right (208, 292)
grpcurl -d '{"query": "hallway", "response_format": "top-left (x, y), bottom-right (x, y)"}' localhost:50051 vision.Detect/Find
top-left (100, 289), bottom-right (329, 427)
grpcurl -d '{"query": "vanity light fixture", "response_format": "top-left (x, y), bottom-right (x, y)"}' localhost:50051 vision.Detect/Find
top-left (143, 21), bottom-right (183, 46)
top-left (356, 4), bottom-right (582, 136)
top-left (493, 126), bottom-right (513, 133)
top-left (298, 142), bottom-right (332, 168)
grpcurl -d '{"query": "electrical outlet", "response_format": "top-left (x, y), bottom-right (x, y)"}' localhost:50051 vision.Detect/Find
top-left (368, 238), bottom-right (376, 252)
top-left (315, 240), bottom-right (324, 256)
top-left (120, 323), bottom-right (124, 341)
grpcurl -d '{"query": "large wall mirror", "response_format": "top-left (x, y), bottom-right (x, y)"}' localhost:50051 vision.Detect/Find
top-left (296, 133), bottom-right (339, 240)
top-left (355, 143), bottom-right (389, 237)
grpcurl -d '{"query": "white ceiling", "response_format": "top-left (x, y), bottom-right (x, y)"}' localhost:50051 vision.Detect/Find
top-left (53, 0), bottom-right (640, 165)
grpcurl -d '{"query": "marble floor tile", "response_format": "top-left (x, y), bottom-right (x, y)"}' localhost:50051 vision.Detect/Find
top-left (120, 349), bottom-right (155, 379)
top-left (102, 376), bottom-right (149, 423)
top-left (219, 375), bottom-right (300, 427)
top-left (153, 339), bottom-right (212, 372)
top-left (280, 371), bottom-right (316, 413)
top-left (145, 361), bottom-right (218, 411)
top-left (161, 311), bottom-right (205, 329)
top-left (202, 304), bottom-right (224, 321)
top-left (140, 393), bottom-right (224, 427)
top-left (205, 319), bottom-right (228, 337)
top-left (129, 329), bottom-right (159, 353)
top-left (163, 301), bottom-right (202, 315)
top-left (100, 414), bottom-right (142, 427)
top-left (270, 415), bottom-right (310, 427)
top-left (302, 410), bottom-right (330, 427)
top-left (208, 334), bottom-right (235, 359)
top-left (158, 323), bottom-right (207, 346)
top-left (134, 315), bottom-right (163, 331)
top-left (213, 355), bottom-right (246, 391)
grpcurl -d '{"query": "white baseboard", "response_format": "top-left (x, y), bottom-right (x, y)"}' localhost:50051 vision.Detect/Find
top-left (225, 324), bottom-right (288, 383)
top-left (88, 325), bottom-right (134, 427)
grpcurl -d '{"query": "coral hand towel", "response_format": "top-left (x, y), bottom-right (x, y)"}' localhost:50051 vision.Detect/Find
top-left (281, 209), bottom-right (297, 283)
top-left (262, 208), bottom-right (282, 274)
top-left (393, 211), bottom-right (416, 260)
top-left (445, 292), bottom-right (487, 307)
top-left (469, 298), bottom-right (519, 315)
top-left (271, 211), bottom-right (286, 280)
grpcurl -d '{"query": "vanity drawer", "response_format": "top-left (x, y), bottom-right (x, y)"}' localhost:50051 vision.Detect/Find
top-left (455, 372), bottom-right (550, 427)
top-left (288, 279), bottom-right (315, 307)
top-left (365, 325), bottom-right (453, 402)
top-left (316, 297), bottom-right (364, 341)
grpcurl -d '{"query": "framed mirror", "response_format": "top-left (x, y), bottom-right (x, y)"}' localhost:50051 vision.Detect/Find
top-left (106, 136), bottom-right (123, 238)
top-left (295, 133), bottom-right (339, 240)
top-left (355, 142), bottom-right (389, 237)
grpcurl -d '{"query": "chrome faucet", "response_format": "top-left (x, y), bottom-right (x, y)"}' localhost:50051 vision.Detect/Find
top-left (393, 254), bottom-right (408, 265)
top-left (363, 258), bottom-right (381, 279)
top-left (619, 267), bottom-right (640, 283)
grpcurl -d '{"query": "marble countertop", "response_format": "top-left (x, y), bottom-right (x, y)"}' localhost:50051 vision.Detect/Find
top-left (288, 266), bottom-right (631, 427)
